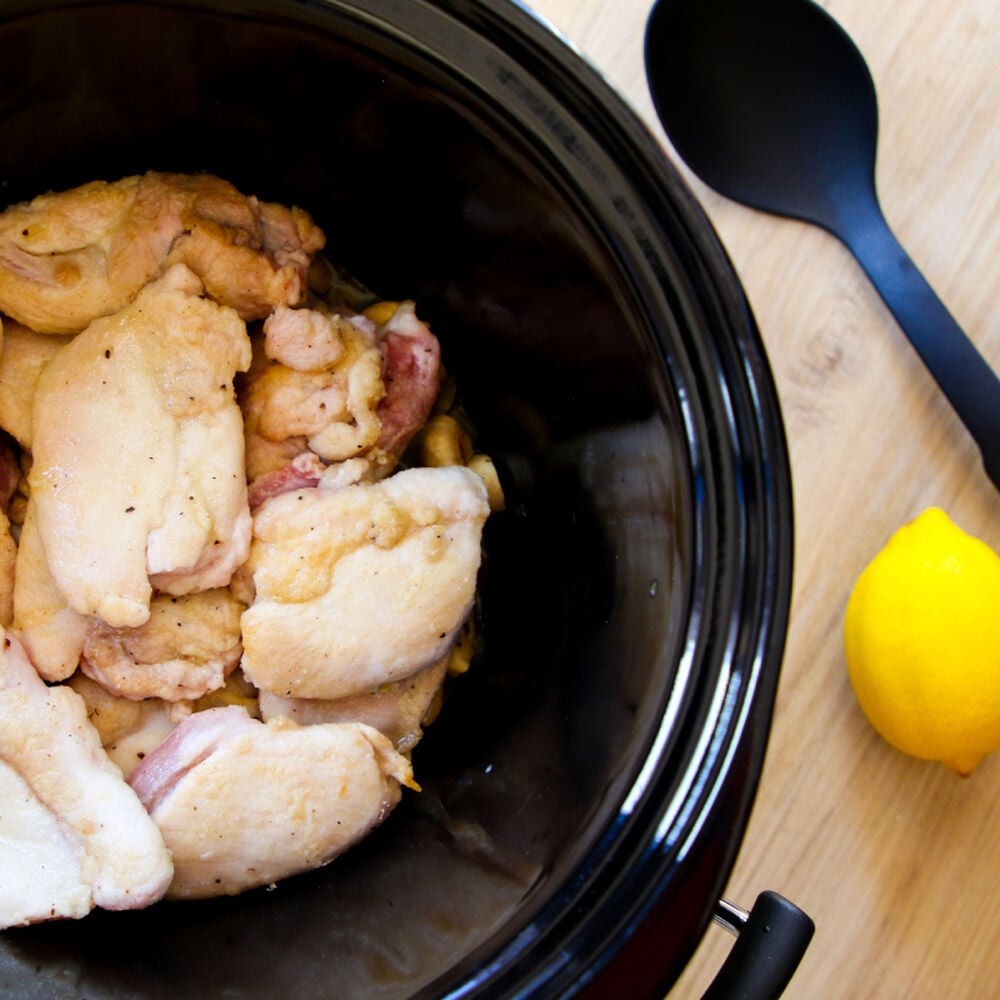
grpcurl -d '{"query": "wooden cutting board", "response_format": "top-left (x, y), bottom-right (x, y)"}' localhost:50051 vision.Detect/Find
top-left (525, 1), bottom-right (1000, 996)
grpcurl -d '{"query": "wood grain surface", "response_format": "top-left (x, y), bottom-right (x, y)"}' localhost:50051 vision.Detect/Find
top-left (523, 1), bottom-right (1000, 997)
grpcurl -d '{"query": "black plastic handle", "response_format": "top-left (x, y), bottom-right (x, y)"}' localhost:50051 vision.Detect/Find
top-left (832, 194), bottom-right (1000, 494)
top-left (701, 891), bottom-right (815, 1000)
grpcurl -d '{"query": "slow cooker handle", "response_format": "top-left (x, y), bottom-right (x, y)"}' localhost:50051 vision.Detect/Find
top-left (701, 891), bottom-right (814, 1000)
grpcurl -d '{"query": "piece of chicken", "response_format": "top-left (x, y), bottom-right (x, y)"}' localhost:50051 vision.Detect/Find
top-left (246, 452), bottom-right (384, 512)
top-left (128, 705), bottom-right (414, 899)
top-left (241, 465), bottom-right (489, 701)
top-left (258, 656), bottom-right (449, 752)
top-left (11, 497), bottom-right (89, 681)
top-left (0, 172), bottom-right (325, 334)
top-left (0, 759), bottom-right (94, 925)
top-left (0, 628), bottom-right (173, 927)
top-left (67, 672), bottom-right (181, 779)
top-left (372, 301), bottom-right (442, 457)
top-left (0, 317), bottom-right (70, 448)
top-left (80, 587), bottom-right (244, 702)
top-left (241, 307), bottom-right (386, 476)
top-left (28, 264), bottom-right (252, 628)
top-left (241, 301), bottom-right (442, 496)
top-left (0, 511), bottom-right (14, 628)
top-left (0, 436), bottom-right (19, 626)
top-left (261, 302), bottom-right (349, 370)
top-left (247, 449), bottom-right (326, 509)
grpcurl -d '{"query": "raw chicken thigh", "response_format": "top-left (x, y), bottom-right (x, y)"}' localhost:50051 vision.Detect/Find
top-left (29, 264), bottom-right (252, 628)
top-left (243, 306), bottom-right (386, 474)
top-left (241, 466), bottom-right (489, 700)
top-left (0, 317), bottom-right (69, 448)
top-left (259, 656), bottom-right (449, 752)
top-left (241, 300), bottom-right (441, 496)
top-left (11, 499), bottom-right (90, 681)
top-left (80, 587), bottom-right (245, 701)
top-left (0, 172), bottom-right (324, 334)
top-left (0, 628), bottom-right (172, 926)
top-left (128, 705), bottom-right (413, 899)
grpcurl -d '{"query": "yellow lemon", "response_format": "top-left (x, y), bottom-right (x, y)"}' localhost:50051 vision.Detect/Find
top-left (844, 507), bottom-right (1000, 775)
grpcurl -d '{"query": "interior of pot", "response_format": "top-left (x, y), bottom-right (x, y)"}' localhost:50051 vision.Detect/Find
top-left (0, 1), bottom-right (790, 997)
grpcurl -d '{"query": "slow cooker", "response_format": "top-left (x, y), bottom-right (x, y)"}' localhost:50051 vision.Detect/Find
top-left (0, 1), bottom-right (812, 996)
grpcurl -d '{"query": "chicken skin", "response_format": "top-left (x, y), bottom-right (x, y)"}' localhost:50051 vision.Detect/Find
top-left (241, 466), bottom-right (489, 701)
top-left (81, 587), bottom-right (245, 702)
top-left (29, 264), bottom-right (252, 629)
top-left (258, 656), bottom-right (449, 752)
top-left (128, 705), bottom-right (413, 899)
top-left (0, 317), bottom-right (70, 448)
top-left (242, 306), bottom-right (386, 480)
top-left (0, 172), bottom-right (325, 334)
top-left (0, 436), bottom-right (18, 626)
top-left (0, 510), bottom-right (14, 628)
top-left (67, 672), bottom-right (180, 779)
top-left (0, 628), bottom-right (173, 927)
top-left (12, 497), bottom-right (90, 681)
top-left (241, 301), bottom-right (441, 500)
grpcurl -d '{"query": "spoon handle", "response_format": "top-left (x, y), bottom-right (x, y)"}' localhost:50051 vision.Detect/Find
top-left (834, 200), bottom-right (1000, 492)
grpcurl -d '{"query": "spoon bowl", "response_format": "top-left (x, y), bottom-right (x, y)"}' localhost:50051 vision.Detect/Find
top-left (645, 0), bottom-right (877, 231)
top-left (645, 0), bottom-right (1000, 491)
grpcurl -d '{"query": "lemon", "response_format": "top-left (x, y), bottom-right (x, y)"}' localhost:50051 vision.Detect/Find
top-left (844, 507), bottom-right (1000, 775)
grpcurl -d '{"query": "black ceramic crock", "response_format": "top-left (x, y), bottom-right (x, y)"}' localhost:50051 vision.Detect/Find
top-left (0, 1), bottom-right (811, 997)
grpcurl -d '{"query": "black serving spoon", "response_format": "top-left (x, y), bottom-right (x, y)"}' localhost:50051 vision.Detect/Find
top-left (644, 0), bottom-right (1000, 493)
